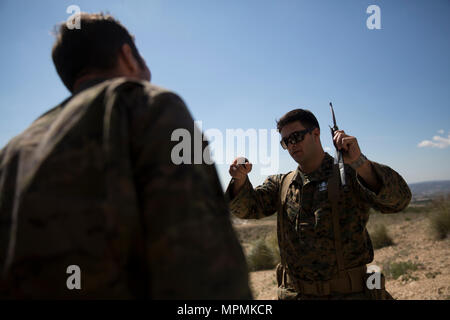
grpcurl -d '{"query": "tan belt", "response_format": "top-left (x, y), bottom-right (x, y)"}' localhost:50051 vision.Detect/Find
top-left (286, 266), bottom-right (367, 296)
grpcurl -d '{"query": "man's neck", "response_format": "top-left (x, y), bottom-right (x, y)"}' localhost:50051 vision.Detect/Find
top-left (72, 72), bottom-right (121, 93)
top-left (298, 149), bottom-right (325, 174)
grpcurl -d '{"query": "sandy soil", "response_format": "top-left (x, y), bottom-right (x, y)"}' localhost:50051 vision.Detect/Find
top-left (233, 211), bottom-right (450, 300)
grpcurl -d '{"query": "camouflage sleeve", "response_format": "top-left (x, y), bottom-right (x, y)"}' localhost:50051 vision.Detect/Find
top-left (353, 161), bottom-right (412, 213)
top-left (125, 85), bottom-right (252, 299)
top-left (224, 174), bottom-right (282, 219)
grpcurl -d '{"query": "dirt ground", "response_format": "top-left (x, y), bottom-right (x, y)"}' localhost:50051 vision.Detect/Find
top-left (232, 210), bottom-right (450, 300)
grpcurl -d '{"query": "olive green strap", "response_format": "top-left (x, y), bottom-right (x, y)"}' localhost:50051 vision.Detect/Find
top-left (328, 164), bottom-right (346, 278)
top-left (280, 171), bottom-right (295, 211)
top-left (277, 171), bottom-right (295, 275)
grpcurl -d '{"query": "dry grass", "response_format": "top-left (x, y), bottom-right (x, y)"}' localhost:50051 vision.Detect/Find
top-left (246, 231), bottom-right (280, 272)
top-left (428, 196), bottom-right (450, 240)
top-left (369, 224), bottom-right (394, 249)
top-left (235, 194), bottom-right (450, 300)
top-left (246, 238), bottom-right (276, 272)
top-left (383, 260), bottom-right (422, 281)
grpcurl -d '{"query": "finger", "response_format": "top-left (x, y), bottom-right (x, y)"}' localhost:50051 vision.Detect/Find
top-left (334, 132), bottom-right (346, 150)
top-left (341, 137), bottom-right (352, 151)
top-left (243, 163), bottom-right (253, 173)
top-left (237, 165), bottom-right (248, 175)
top-left (333, 130), bottom-right (345, 138)
top-left (231, 164), bottom-right (243, 173)
top-left (230, 166), bottom-right (245, 178)
top-left (343, 136), bottom-right (359, 154)
top-left (342, 136), bottom-right (356, 148)
top-left (333, 132), bottom-right (340, 146)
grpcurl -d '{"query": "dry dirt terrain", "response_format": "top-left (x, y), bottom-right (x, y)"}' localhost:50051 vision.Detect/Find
top-left (232, 209), bottom-right (450, 300)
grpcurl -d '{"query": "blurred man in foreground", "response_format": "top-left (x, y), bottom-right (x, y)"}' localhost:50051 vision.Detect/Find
top-left (0, 13), bottom-right (251, 299)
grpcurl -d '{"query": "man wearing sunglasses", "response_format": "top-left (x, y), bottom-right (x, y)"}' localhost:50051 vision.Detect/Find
top-left (226, 108), bottom-right (411, 300)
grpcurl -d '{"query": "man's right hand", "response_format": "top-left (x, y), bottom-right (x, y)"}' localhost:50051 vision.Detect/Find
top-left (229, 157), bottom-right (252, 196)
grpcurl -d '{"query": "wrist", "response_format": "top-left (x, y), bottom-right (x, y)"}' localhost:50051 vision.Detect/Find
top-left (350, 153), bottom-right (368, 170)
top-left (232, 176), bottom-right (248, 189)
top-left (232, 176), bottom-right (247, 196)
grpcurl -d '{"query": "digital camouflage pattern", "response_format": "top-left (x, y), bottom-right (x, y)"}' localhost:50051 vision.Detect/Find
top-left (0, 78), bottom-right (252, 299)
top-left (226, 152), bottom-right (411, 299)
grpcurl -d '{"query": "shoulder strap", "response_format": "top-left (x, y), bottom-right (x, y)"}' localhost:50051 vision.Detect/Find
top-left (280, 171), bottom-right (295, 209)
top-left (328, 164), bottom-right (346, 278)
top-left (278, 171), bottom-right (295, 268)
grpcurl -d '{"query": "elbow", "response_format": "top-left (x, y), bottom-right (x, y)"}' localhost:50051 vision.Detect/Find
top-left (381, 188), bottom-right (412, 214)
top-left (398, 185), bottom-right (413, 212)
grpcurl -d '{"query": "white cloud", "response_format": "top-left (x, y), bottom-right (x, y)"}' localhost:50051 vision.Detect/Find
top-left (324, 146), bottom-right (332, 152)
top-left (418, 133), bottom-right (450, 149)
top-left (437, 129), bottom-right (444, 135)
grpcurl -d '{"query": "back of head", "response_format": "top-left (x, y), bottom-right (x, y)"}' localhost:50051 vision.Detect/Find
top-left (276, 108), bottom-right (320, 132)
top-left (52, 12), bottom-right (145, 92)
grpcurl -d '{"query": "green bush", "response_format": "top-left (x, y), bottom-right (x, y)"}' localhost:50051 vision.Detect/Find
top-left (384, 260), bottom-right (420, 280)
top-left (369, 224), bottom-right (394, 249)
top-left (428, 197), bottom-right (450, 240)
top-left (246, 231), bottom-right (280, 272)
top-left (246, 238), bottom-right (276, 272)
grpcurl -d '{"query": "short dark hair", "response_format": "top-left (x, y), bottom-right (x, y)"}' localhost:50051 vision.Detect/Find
top-left (52, 13), bottom-right (145, 92)
top-left (276, 109), bottom-right (320, 132)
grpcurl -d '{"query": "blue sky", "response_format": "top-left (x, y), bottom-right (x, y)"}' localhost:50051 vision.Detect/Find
top-left (0, 0), bottom-right (449, 189)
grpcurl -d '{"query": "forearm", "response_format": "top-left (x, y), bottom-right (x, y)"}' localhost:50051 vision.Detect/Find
top-left (355, 160), bottom-right (382, 194)
top-left (355, 161), bottom-right (412, 213)
top-left (225, 175), bottom-right (279, 219)
top-left (232, 177), bottom-right (247, 198)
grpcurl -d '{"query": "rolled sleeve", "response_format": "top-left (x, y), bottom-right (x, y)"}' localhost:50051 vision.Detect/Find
top-left (225, 177), bottom-right (255, 219)
top-left (225, 174), bottom-right (281, 220)
top-left (356, 161), bottom-right (412, 213)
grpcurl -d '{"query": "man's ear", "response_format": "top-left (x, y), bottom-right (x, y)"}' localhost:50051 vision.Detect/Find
top-left (118, 43), bottom-right (139, 74)
top-left (313, 127), bottom-right (320, 136)
top-left (313, 127), bottom-right (321, 141)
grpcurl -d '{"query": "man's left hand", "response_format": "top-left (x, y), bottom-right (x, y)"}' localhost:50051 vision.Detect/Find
top-left (332, 130), bottom-right (361, 164)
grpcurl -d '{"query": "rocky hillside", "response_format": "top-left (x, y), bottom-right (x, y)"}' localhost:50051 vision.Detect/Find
top-left (233, 205), bottom-right (450, 300)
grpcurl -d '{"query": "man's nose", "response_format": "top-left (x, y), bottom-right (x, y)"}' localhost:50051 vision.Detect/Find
top-left (288, 141), bottom-right (298, 151)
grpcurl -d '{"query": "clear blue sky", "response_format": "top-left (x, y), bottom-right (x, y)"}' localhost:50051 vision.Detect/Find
top-left (0, 0), bottom-right (449, 189)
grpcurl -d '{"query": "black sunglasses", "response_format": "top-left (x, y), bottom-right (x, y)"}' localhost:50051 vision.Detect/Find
top-left (280, 127), bottom-right (315, 150)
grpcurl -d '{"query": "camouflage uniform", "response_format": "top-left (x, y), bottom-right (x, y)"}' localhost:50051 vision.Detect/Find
top-left (0, 78), bottom-right (252, 299)
top-left (226, 152), bottom-right (411, 300)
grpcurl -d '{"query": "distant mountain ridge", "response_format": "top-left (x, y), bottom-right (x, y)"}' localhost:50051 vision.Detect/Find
top-left (408, 180), bottom-right (450, 199)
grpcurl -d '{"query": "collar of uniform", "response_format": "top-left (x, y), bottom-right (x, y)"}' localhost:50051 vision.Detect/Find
top-left (72, 77), bottom-right (110, 95)
top-left (292, 152), bottom-right (335, 186)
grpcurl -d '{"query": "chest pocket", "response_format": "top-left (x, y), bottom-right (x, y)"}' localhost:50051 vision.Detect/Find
top-left (312, 182), bottom-right (333, 237)
top-left (284, 186), bottom-right (300, 224)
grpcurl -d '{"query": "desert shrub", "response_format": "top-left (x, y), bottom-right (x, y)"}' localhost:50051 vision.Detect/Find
top-left (246, 232), bottom-right (280, 272)
top-left (425, 271), bottom-right (441, 279)
top-left (384, 260), bottom-right (421, 280)
top-left (369, 224), bottom-right (394, 249)
top-left (428, 197), bottom-right (450, 240)
top-left (246, 238), bottom-right (276, 272)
